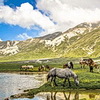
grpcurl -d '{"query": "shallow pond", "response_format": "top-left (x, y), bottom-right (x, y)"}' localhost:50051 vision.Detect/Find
top-left (0, 73), bottom-right (47, 100)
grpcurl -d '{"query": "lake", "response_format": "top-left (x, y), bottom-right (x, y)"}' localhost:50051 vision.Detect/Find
top-left (0, 73), bottom-right (47, 100)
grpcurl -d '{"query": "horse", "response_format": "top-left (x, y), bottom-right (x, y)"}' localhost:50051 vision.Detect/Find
top-left (38, 65), bottom-right (51, 72)
top-left (47, 68), bottom-right (79, 87)
top-left (80, 58), bottom-right (99, 72)
top-left (20, 65), bottom-right (34, 71)
top-left (79, 59), bottom-right (89, 68)
top-left (63, 62), bottom-right (74, 69)
top-left (88, 60), bottom-right (99, 72)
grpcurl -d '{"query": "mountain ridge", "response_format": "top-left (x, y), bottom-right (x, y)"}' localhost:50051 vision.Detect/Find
top-left (0, 21), bottom-right (100, 61)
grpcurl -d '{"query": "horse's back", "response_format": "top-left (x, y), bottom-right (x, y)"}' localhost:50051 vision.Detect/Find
top-left (27, 65), bottom-right (34, 68)
top-left (48, 68), bottom-right (56, 75)
top-left (55, 68), bottom-right (73, 77)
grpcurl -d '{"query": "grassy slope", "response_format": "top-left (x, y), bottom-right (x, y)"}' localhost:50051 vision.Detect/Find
top-left (0, 40), bottom-right (58, 62)
top-left (63, 28), bottom-right (100, 57)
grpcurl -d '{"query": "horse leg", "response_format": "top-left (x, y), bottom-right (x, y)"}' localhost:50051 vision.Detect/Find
top-left (83, 64), bottom-right (85, 68)
top-left (53, 76), bottom-right (58, 86)
top-left (72, 65), bottom-right (73, 69)
top-left (68, 78), bottom-right (71, 87)
top-left (50, 77), bottom-right (54, 87)
top-left (89, 66), bottom-right (93, 72)
top-left (63, 78), bottom-right (66, 87)
top-left (80, 64), bottom-right (82, 68)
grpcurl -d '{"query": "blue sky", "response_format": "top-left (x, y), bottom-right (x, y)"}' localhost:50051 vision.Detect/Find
top-left (0, 0), bottom-right (40, 41)
top-left (0, 0), bottom-right (100, 41)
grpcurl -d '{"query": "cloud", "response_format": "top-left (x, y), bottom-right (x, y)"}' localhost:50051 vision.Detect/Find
top-left (0, 0), bottom-right (100, 37)
top-left (17, 33), bottom-right (32, 40)
top-left (37, 0), bottom-right (100, 34)
top-left (0, 38), bottom-right (2, 41)
top-left (0, 3), bottom-right (55, 33)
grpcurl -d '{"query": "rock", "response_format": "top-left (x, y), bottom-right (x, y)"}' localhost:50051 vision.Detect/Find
top-left (4, 98), bottom-right (9, 100)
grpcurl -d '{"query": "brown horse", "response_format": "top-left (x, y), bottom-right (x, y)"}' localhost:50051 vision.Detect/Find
top-left (38, 65), bottom-right (51, 72)
top-left (80, 58), bottom-right (99, 72)
top-left (79, 59), bottom-right (89, 68)
top-left (88, 59), bottom-right (99, 72)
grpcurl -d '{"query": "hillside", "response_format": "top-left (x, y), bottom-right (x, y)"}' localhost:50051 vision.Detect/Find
top-left (0, 22), bottom-right (100, 62)
top-left (63, 28), bottom-right (100, 57)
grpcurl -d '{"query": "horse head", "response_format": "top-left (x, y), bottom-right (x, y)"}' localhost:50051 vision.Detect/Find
top-left (63, 64), bottom-right (69, 68)
top-left (74, 75), bottom-right (79, 86)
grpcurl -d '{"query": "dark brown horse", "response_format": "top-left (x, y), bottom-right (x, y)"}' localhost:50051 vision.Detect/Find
top-left (88, 58), bottom-right (99, 72)
top-left (63, 62), bottom-right (74, 69)
top-left (38, 65), bottom-right (51, 72)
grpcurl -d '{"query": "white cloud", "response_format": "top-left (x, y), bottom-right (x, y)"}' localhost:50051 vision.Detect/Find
top-left (17, 33), bottom-right (32, 40)
top-left (0, 3), bottom-right (55, 33)
top-left (0, 38), bottom-right (2, 41)
top-left (0, 0), bottom-right (100, 37)
top-left (37, 0), bottom-right (100, 35)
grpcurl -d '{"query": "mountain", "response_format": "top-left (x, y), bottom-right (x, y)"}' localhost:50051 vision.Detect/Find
top-left (0, 21), bottom-right (100, 62)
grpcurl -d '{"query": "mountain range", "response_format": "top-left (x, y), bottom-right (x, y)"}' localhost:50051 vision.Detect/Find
top-left (0, 21), bottom-right (100, 62)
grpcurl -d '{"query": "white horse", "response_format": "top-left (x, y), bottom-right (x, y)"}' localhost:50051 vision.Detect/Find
top-left (47, 68), bottom-right (79, 87)
top-left (20, 65), bottom-right (34, 70)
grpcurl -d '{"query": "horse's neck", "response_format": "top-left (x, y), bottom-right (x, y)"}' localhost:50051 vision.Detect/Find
top-left (71, 72), bottom-right (77, 78)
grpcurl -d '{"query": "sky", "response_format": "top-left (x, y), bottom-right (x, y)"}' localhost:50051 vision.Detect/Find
top-left (0, 0), bottom-right (100, 41)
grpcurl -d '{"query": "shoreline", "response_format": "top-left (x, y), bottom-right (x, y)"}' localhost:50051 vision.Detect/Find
top-left (0, 71), bottom-right (48, 74)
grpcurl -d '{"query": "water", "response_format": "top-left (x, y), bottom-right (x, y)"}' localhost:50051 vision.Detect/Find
top-left (13, 91), bottom-right (100, 100)
top-left (0, 73), bottom-right (47, 100)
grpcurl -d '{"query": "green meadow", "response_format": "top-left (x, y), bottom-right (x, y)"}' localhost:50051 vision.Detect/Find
top-left (27, 64), bottom-right (100, 96)
top-left (0, 57), bottom-right (100, 97)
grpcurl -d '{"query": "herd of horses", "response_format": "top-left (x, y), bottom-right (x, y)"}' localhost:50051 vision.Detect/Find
top-left (20, 58), bottom-right (99, 87)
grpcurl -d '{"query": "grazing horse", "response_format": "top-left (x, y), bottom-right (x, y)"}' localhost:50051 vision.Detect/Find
top-left (47, 68), bottom-right (79, 87)
top-left (38, 65), bottom-right (51, 72)
top-left (63, 62), bottom-right (74, 69)
top-left (79, 59), bottom-right (89, 68)
top-left (20, 65), bottom-right (34, 71)
top-left (88, 59), bottom-right (99, 72)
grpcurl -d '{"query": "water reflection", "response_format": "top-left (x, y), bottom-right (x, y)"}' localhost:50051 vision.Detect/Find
top-left (13, 91), bottom-right (100, 100)
top-left (46, 91), bottom-right (79, 100)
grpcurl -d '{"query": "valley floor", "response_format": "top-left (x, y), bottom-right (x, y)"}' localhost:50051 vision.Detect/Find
top-left (0, 58), bottom-right (100, 98)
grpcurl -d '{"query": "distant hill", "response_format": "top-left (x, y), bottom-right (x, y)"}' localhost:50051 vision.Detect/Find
top-left (0, 21), bottom-right (100, 62)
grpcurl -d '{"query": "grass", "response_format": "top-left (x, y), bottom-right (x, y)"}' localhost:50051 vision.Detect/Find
top-left (0, 57), bottom-right (80, 72)
top-left (27, 64), bottom-right (100, 96)
top-left (0, 62), bottom-right (41, 72)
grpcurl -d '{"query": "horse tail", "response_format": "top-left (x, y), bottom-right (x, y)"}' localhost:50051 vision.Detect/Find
top-left (47, 68), bottom-right (56, 81)
top-left (47, 74), bottom-right (50, 81)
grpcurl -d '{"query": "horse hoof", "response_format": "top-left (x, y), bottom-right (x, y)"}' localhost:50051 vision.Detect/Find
top-left (55, 84), bottom-right (58, 86)
top-left (68, 85), bottom-right (71, 87)
top-left (61, 84), bottom-right (65, 87)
